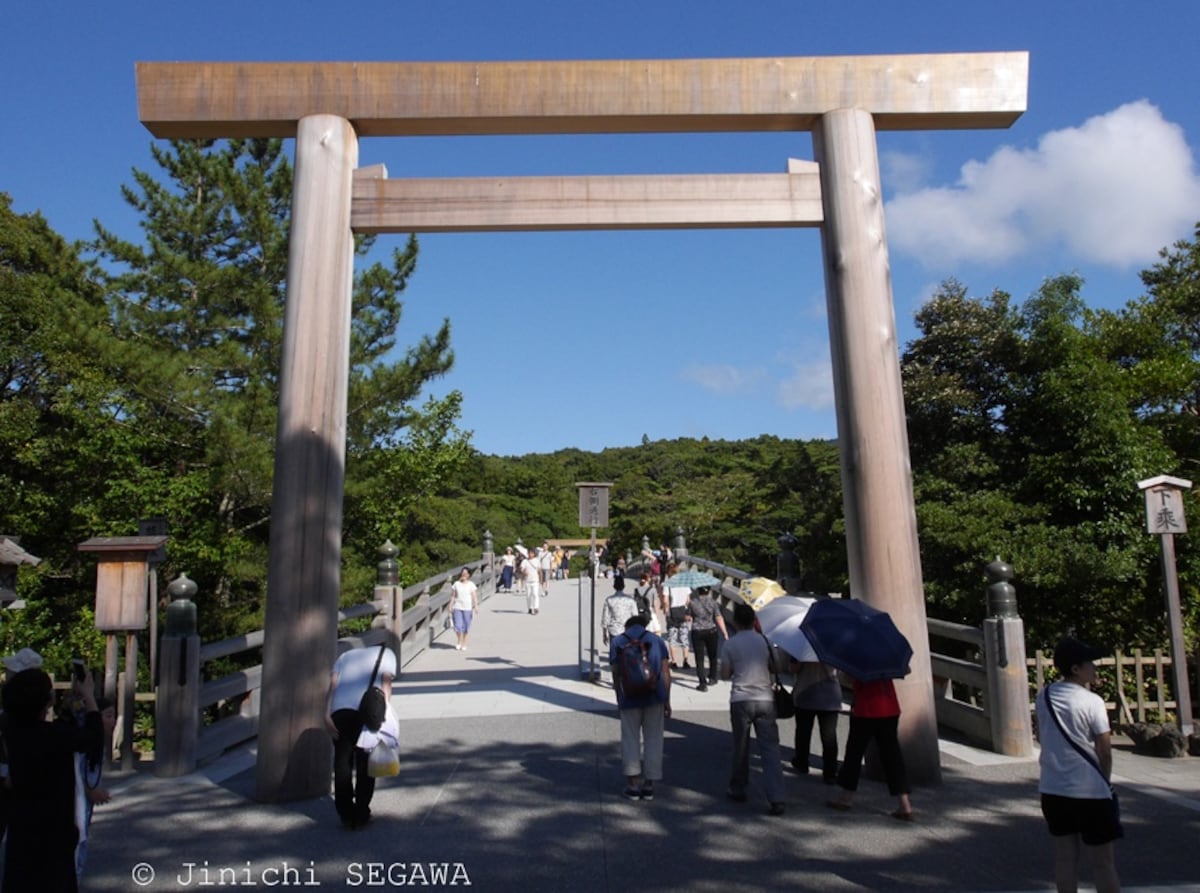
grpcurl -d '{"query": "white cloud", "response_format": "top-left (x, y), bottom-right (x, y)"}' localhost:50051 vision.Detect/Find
top-left (886, 101), bottom-right (1200, 270)
top-left (776, 359), bottom-right (834, 411)
top-left (881, 149), bottom-right (934, 194)
top-left (680, 363), bottom-right (765, 396)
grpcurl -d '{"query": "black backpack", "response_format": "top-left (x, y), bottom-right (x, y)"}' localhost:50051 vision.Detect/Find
top-left (633, 587), bottom-right (652, 618)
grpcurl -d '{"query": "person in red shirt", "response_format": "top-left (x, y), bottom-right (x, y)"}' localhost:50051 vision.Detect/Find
top-left (826, 677), bottom-right (914, 820)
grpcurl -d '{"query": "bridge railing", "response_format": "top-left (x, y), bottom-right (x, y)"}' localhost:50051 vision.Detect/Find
top-left (155, 545), bottom-right (496, 776)
top-left (157, 538), bottom-right (1032, 775)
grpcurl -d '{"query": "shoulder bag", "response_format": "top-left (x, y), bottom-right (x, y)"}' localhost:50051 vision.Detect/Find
top-left (760, 633), bottom-right (795, 719)
top-left (357, 644), bottom-right (389, 732)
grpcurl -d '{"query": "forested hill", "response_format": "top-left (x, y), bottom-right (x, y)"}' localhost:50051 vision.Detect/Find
top-left (407, 434), bottom-right (846, 595)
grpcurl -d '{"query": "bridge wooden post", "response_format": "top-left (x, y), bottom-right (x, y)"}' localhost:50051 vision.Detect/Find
top-left (813, 108), bottom-right (942, 785)
top-left (255, 114), bottom-right (359, 803)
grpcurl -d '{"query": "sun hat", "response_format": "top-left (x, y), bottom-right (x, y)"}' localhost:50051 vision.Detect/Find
top-left (2, 648), bottom-right (44, 674)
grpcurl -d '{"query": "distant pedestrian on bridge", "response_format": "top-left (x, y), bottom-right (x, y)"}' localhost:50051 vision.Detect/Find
top-left (539, 544), bottom-right (553, 592)
top-left (522, 552), bottom-right (542, 614)
top-left (686, 585), bottom-right (728, 691)
top-left (601, 578), bottom-right (640, 683)
top-left (663, 565), bottom-right (692, 670)
top-left (450, 568), bottom-right (480, 651)
top-left (499, 547), bottom-right (515, 593)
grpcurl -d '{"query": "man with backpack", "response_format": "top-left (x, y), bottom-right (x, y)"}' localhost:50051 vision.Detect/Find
top-left (608, 615), bottom-right (671, 801)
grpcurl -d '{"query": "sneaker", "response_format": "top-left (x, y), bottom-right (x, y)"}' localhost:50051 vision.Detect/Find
top-left (640, 783), bottom-right (655, 801)
top-left (768, 802), bottom-right (786, 817)
top-left (623, 786), bottom-right (642, 801)
top-left (697, 682), bottom-right (708, 692)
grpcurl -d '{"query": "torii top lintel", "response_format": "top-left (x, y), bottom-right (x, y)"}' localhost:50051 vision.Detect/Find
top-left (136, 52), bottom-right (1028, 140)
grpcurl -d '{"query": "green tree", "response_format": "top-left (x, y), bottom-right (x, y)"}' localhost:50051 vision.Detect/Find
top-left (88, 139), bottom-right (457, 634)
top-left (902, 275), bottom-right (1176, 648)
top-left (0, 193), bottom-right (127, 660)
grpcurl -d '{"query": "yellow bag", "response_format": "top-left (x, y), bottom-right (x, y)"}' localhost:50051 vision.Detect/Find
top-left (367, 740), bottom-right (399, 777)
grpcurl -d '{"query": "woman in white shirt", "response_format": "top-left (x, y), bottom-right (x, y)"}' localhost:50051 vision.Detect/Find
top-left (1035, 637), bottom-right (1121, 893)
top-left (450, 568), bottom-right (480, 651)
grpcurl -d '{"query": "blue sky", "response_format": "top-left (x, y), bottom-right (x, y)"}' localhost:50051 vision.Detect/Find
top-left (5, 1), bottom-right (1199, 456)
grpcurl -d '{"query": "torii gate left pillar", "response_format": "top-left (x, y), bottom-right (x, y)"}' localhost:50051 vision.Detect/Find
top-left (136, 53), bottom-right (1027, 802)
top-left (255, 115), bottom-right (358, 802)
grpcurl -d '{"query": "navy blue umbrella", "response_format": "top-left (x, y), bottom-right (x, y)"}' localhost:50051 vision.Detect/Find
top-left (799, 598), bottom-right (912, 681)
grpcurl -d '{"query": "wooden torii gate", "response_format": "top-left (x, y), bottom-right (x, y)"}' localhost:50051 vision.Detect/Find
top-left (136, 52), bottom-right (1028, 803)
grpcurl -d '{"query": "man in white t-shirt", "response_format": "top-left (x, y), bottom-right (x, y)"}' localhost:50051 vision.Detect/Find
top-left (325, 643), bottom-right (397, 829)
top-left (1035, 637), bottom-right (1121, 893)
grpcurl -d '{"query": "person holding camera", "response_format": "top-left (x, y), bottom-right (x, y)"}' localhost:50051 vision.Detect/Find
top-left (2, 649), bottom-right (102, 892)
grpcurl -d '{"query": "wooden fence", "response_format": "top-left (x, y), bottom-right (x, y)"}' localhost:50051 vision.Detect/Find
top-left (1030, 648), bottom-right (1178, 725)
top-left (157, 556), bottom-right (496, 772)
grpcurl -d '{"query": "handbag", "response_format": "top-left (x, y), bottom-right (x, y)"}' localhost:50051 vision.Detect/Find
top-left (367, 739), bottom-right (400, 777)
top-left (760, 633), bottom-right (795, 719)
top-left (772, 682), bottom-right (796, 720)
top-left (357, 645), bottom-right (388, 732)
top-left (1041, 686), bottom-right (1121, 831)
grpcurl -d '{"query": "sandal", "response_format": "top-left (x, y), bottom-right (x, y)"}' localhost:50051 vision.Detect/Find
top-left (890, 809), bottom-right (915, 822)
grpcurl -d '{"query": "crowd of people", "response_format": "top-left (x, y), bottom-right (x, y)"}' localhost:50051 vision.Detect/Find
top-left (605, 571), bottom-right (1122, 888)
top-left (605, 571), bottom-right (886, 820)
top-left (1, 541), bottom-right (1119, 893)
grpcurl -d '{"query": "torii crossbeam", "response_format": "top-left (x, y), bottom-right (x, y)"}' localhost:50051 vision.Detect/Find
top-left (136, 52), bottom-right (1028, 803)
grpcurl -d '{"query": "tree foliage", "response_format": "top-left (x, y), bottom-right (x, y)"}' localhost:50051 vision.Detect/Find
top-left (5, 150), bottom-right (1200, 676)
top-left (1, 138), bottom-right (462, 652)
top-left (903, 273), bottom-right (1192, 651)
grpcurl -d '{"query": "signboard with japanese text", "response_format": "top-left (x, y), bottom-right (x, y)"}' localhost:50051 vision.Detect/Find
top-left (1144, 486), bottom-right (1187, 534)
top-left (575, 482), bottom-right (611, 529)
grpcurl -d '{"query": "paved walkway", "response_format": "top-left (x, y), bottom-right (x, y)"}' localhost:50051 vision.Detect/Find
top-left (83, 576), bottom-right (1200, 892)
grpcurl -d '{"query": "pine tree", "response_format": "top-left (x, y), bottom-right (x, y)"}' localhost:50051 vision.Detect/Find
top-left (89, 139), bottom-right (457, 629)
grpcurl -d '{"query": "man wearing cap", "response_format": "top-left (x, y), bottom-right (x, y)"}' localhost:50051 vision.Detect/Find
top-left (1035, 637), bottom-right (1122, 893)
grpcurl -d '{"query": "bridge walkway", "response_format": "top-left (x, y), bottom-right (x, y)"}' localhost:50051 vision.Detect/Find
top-left (81, 575), bottom-right (1200, 891)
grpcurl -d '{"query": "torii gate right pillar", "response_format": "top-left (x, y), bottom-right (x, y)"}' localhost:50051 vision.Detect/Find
top-left (814, 108), bottom-right (942, 785)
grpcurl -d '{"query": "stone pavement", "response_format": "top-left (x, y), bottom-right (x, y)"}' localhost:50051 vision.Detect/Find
top-left (82, 576), bottom-right (1200, 892)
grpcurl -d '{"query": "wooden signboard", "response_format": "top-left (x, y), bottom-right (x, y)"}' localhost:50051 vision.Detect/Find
top-left (77, 536), bottom-right (168, 631)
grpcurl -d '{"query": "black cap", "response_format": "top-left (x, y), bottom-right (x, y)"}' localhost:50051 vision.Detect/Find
top-left (1053, 637), bottom-right (1105, 673)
